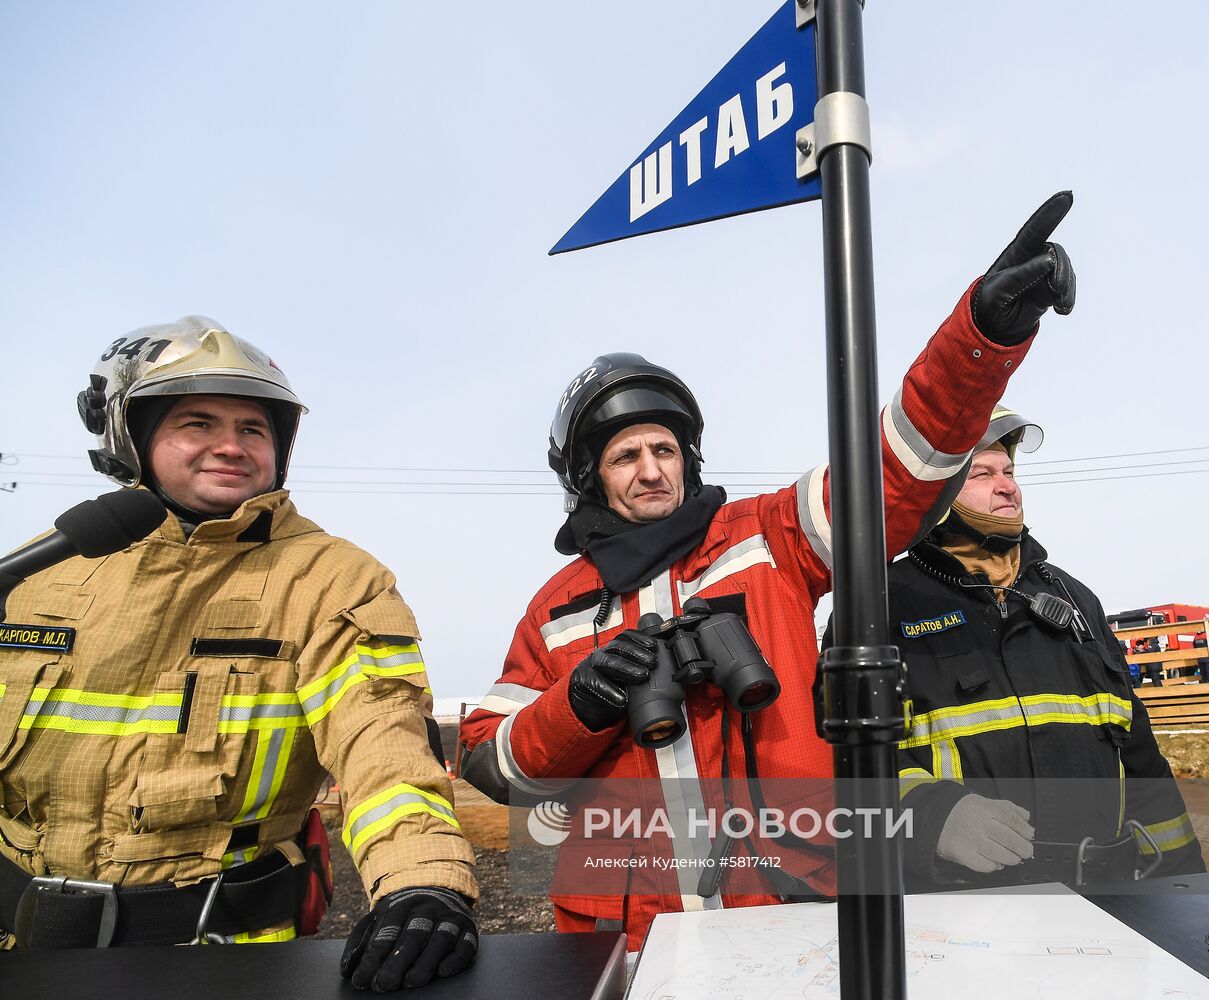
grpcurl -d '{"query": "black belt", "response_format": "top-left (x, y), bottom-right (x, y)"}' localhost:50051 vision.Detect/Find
top-left (0, 849), bottom-right (307, 949)
top-left (1003, 824), bottom-right (1161, 887)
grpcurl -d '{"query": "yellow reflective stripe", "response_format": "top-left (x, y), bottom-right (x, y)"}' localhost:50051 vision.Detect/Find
top-left (233, 725), bottom-right (297, 825)
top-left (257, 727), bottom-right (296, 821)
top-left (233, 926), bottom-right (296, 943)
top-left (237, 730), bottom-right (274, 817)
top-left (301, 643), bottom-right (425, 726)
top-left (21, 688), bottom-right (183, 736)
top-left (899, 696), bottom-right (1024, 748)
top-left (343, 781), bottom-right (460, 859)
top-left (899, 767), bottom-right (935, 798)
top-left (931, 740), bottom-right (963, 781)
top-left (1019, 692), bottom-right (1133, 731)
top-left (222, 845), bottom-right (260, 869)
top-left (3, 676), bottom-right (317, 739)
top-left (1117, 758), bottom-right (1126, 835)
top-left (13, 684), bottom-right (306, 738)
top-left (218, 692), bottom-right (307, 734)
top-left (900, 692), bottom-right (1132, 749)
top-left (1138, 813), bottom-right (1199, 855)
top-left (298, 643), bottom-right (418, 700)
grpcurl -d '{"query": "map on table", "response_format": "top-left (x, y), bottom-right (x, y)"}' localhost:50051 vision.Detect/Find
top-left (628, 888), bottom-right (1209, 999)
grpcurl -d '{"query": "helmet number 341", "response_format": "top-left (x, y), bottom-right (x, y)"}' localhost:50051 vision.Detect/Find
top-left (99, 337), bottom-right (173, 364)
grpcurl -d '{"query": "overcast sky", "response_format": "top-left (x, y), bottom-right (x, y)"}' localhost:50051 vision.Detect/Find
top-left (2, 1), bottom-right (1206, 705)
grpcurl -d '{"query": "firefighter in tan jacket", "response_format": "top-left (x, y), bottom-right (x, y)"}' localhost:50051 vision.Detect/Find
top-left (0, 320), bottom-right (477, 991)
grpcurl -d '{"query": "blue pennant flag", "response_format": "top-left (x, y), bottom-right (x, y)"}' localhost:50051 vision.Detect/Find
top-left (551, 2), bottom-right (819, 255)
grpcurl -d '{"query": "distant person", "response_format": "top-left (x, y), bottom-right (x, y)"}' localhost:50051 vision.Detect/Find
top-left (1194, 634), bottom-right (1209, 684)
top-left (461, 194), bottom-right (1078, 949)
top-left (1120, 640), bottom-right (1142, 688)
top-left (880, 408), bottom-right (1203, 887)
top-left (0, 321), bottom-right (477, 991)
top-left (1142, 636), bottom-right (1165, 687)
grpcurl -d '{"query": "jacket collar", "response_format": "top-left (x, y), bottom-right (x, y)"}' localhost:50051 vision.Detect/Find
top-left (908, 530), bottom-right (1049, 596)
top-left (155, 490), bottom-right (317, 546)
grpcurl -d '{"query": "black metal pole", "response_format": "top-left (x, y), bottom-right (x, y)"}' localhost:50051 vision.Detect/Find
top-left (814, 2), bottom-right (907, 999)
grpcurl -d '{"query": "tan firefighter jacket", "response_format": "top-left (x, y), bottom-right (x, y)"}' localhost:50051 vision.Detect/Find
top-left (0, 489), bottom-right (477, 918)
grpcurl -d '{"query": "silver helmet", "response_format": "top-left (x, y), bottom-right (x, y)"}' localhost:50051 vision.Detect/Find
top-left (77, 316), bottom-right (307, 488)
top-left (976, 404), bottom-right (1044, 460)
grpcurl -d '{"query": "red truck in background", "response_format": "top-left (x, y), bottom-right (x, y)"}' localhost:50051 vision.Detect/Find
top-left (1108, 604), bottom-right (1209, 685)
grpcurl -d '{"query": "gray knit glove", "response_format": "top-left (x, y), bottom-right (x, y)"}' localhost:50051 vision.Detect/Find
top-left (936, 794), bottom-right (1035, 873)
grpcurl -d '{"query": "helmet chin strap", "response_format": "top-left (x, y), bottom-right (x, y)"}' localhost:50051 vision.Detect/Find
top-left (148, 481), bottom-right (238, 534)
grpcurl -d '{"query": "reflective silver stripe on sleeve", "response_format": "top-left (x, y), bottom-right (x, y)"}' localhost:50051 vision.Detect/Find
top-left (882, 391), bottom-right (972, 483)
top-left (300, 646), bottom-right (423, 719)
top-left (796, 466), bottom-right (833, 569)
top-left (677, 534), bottom-right (776, 602)
top-left (345, 788), bottom-right (459, 847)
top-left (358, 648), bottom-right (424, 669)
top-left (540, 596), bottom-right (623, 652)
top-left (495, 711), bottom-right (576, 796)
top-left (899, 768), bottom-right (936, 798)
top-left (1138, 814), bottom-right (1198, 854)
top-left (477, 683), bottom-right (544, 717)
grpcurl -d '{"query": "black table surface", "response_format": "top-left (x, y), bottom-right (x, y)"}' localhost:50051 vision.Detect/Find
top-left (4, 878), bottom-right (1208, 995)
top-left (1079, 871), bottom-right (1209, 978)
top-left (1, 930), bottom-right (628, 1000)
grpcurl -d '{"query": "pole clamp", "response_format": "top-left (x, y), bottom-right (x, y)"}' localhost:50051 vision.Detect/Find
top-left (817, 644), bottom-right (907, 746)
top-left (796, 91), bottom-right (873, 179)
top-left (797, 0), bottom-right (865, 26)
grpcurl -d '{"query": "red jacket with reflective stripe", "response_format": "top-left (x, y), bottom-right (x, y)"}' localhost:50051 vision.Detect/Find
top-left (461, 286), bottom-right (1032, 948)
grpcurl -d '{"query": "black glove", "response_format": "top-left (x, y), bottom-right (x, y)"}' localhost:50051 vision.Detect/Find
top-left (340, 886), bottom-right (478, 992)
top-left (567, 629), bottom-right (658, 731)
top-left (972, 190), bottom-right (1076, 345)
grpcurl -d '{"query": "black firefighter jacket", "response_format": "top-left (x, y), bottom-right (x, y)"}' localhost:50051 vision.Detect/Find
top-left (888, 531), bottom-right (1203, 888)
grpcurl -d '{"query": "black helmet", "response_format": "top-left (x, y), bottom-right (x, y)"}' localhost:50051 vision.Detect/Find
top-left (548, 353), bottom-right (704, 510)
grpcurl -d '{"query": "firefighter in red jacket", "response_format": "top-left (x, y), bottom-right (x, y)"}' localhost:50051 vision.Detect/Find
top-left (461, 193), bottom-right (1078, 950)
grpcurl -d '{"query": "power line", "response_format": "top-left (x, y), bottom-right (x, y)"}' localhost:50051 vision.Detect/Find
top-left (1017, 458), bottom-right (1209, 479)
top-left (15, 467), bottom-right (1206, 498)
top-left (1021, 445), bottom-right (1209, 466)
top-left (1010, 468), bottom-right (1209, 487)
top-left (5, 444), bottom-right (1209, 476)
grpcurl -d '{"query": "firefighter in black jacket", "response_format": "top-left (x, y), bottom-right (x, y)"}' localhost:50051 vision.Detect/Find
top-left (889, 407), bottom-right (1204, 888)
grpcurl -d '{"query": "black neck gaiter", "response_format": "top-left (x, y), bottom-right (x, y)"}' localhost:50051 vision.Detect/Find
top-left (555, 485), bottom-right (725, 593)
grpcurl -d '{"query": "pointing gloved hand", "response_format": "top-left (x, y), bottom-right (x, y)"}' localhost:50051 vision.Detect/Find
top-left (568, 629), bottom-right (658, 731)
top-left (935, 793), bottom-right (1035, 873)
top-left (972, 190), bottom-right (1076, 345)
top-left (341, 886), bottom-right (478, 992)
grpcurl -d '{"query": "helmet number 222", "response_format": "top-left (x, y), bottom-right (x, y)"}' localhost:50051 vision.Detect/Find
top-left (559, 366), bottom-right (599, 414)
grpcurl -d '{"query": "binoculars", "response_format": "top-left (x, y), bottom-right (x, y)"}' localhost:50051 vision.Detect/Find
top-left (628, 597), bottom-right (781, 749)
